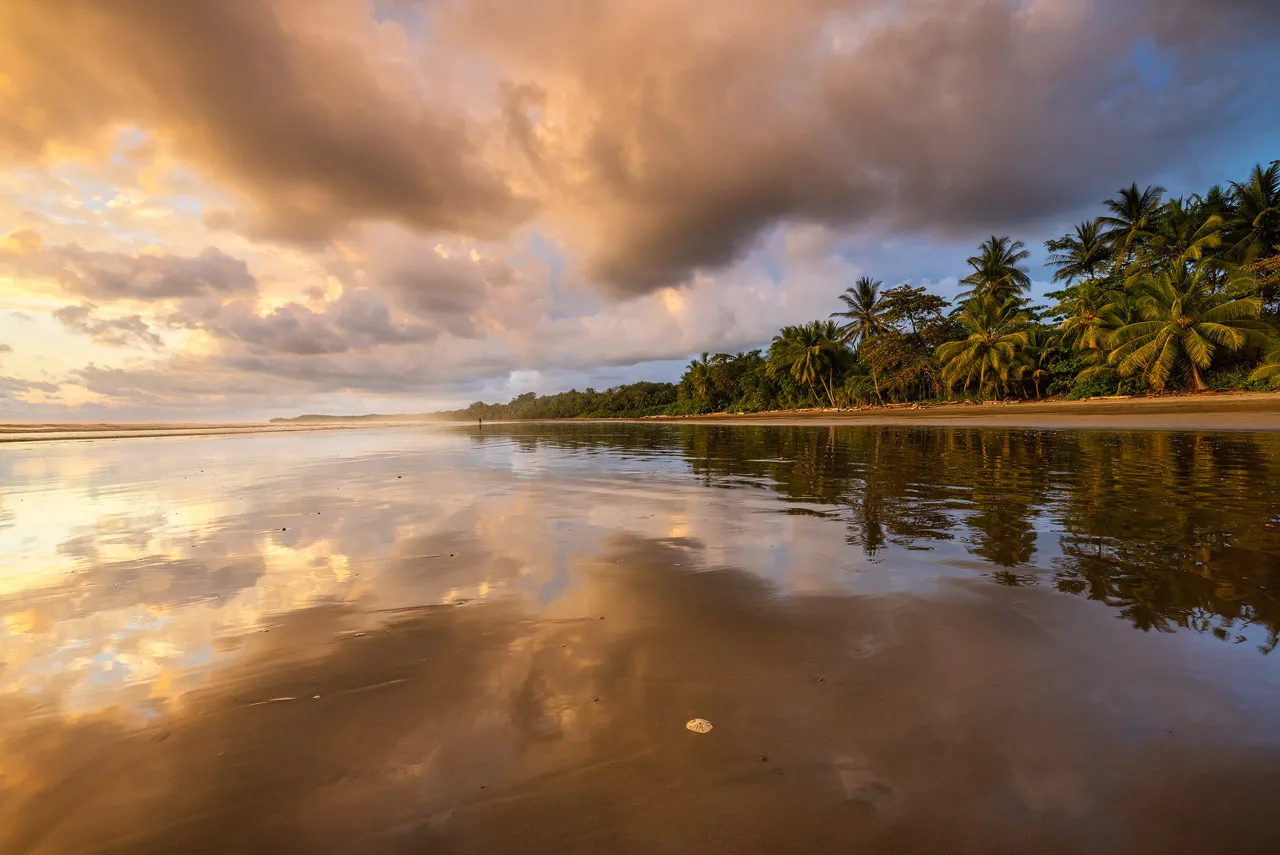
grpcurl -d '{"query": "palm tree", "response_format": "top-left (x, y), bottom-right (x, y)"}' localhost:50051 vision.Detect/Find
top-left (1135, 197), bottom-right (1224, 275)
top-left (831, 277), bottom-right (888, 346)
top-left (1228, 162), bottom-right (1280, 263)
top-left (1055, 281), bottom-right (1125, 353)
top-left (958, 236), bottom-right (1033, 304)
top-left (1015, 327), bottom-right (1061, 399)
top-left (1106, 266), bottom-right (1274, 391)
top-left (686, 352), bottom-right (713, 399)
top-left (830, 276), bottom-right (888, 403)
top-left (1046, 220), bottom-right (1109, 284)
top-left (936, 297), bottom-right (1031, 399)
top-left (1099, 183), bottom-right (1166, 270)
top-left (768, 320), bottom-right (845, 407)
top-left (1193, 184), bottom-right (1234, 220)
top-left (1250, 347), bottom-right (1280, 387)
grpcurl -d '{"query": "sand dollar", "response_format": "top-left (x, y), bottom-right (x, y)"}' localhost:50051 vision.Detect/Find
top-left (685, 718), bottom-right (713, 733)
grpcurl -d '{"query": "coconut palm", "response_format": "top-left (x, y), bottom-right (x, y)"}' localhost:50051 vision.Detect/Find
top-left (830, 277), bottom-right (888, 347)
top-left (767, 320), bottom-right (845, 407)
top-left (1106, 266), bottom-right (1274, 391)
top-left (1014, 327), bottom-right (1061, 399)
top-left (1099, 183), bottom-right (1165, 269)
top-left (831, 276), bottom-right (889, 403)
top-left (1134, 197), bottom-right (1224, 275)
top-left (1055, 281), bottom-right (1125, 353)
top-left (936, 297), bottom-right (1031, 399)
top-left (686, 352), bottom-right (713, 399)
top-left (1228, 162), bottom-right (1280, 263)
top-left (1250, 348), bottom-right (1280, 387)
top-left (1046, 220), bottom-right (1109, 284)
top-left (958, 236), bottom-right (1033, 304)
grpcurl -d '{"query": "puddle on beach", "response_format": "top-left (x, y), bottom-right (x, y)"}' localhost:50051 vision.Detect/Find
top-left (1, 423), bottom-right (1279, 854)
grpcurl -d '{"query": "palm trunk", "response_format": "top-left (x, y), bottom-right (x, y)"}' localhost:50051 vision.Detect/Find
top-left (869, 362), bottom-right (885, 405)
top-left (1189, 361), bottom-right (1209, 392)
top-left (818, 371), bottom-right (836, 409)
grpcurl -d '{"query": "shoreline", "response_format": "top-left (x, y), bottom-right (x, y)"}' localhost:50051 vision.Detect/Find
top-left (0, 421), bottom-right (424, 444)
top-left (616, 391), bottom-right (1280, 431)
top-left (4, 393), bottom-right (1278, 442)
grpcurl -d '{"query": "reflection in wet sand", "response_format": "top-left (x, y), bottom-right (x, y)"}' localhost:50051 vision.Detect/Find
top-left (1, 425), bottom-right (1279, 853)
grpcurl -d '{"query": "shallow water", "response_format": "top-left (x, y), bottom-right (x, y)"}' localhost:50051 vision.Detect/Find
top-left (2, 423), bottom-right (1279, 854)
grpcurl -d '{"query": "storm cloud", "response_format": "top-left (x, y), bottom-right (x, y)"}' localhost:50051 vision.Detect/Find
top-left (0, 0), bottom-right (532, 244)
top-left (3, 1), bottom-right (1277, 297)
top-left (1, 0), bottom-right (1278, 419)
top-left (444, 0), bottom-right (1280, 294)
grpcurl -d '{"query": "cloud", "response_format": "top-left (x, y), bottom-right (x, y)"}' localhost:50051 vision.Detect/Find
top-left (183, 289), bottom-right (437, 357)
top-left (353, 232), bottom-right (527, 339)
top-left (0, 0), bottom-right (534, 244)
top-left (4, 1), bottom-right (1278, 299)
top-left (2, 0), bottom-right (1279, 420)
top-left (0, 376), bottom-right (60, 398)
top-left (53, 304), bottom-right (164, 349)
top-left (0, 232), bottom-right (259, 302)
top-left (443, 0), bottom-right (1280, 295)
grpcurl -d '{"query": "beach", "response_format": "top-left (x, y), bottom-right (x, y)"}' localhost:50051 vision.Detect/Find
top-left (1, 422), bottom-right (1278, 854)
top-left (635, 391), bottom-right (1280, 431)
top-left (4, 393), bottom-right (1278, 443)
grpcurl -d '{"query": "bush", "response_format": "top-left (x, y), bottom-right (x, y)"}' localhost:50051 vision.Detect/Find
top-left (1063, 374), bottom-right (1141, 400)
top-left (1206, 365), bottom-right (1273, 392)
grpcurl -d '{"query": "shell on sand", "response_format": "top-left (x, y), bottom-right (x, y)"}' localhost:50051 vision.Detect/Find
top-left (685, 718), bottom-right (713, 733)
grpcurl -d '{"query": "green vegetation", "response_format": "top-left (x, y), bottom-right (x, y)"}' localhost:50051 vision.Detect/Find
top-left (438, 161), bottom-right (1280, 421)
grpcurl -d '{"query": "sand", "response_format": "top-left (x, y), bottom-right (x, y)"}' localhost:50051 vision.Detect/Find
top-left (0, 420), bottom-right (429, 443)
top-left (3, 393), bottom-right (1277, 443)
top-left (630, 391), bottom-right (1280, 431)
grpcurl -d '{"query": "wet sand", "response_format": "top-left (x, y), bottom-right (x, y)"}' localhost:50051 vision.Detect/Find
top-left (8, 393), bottom-right (1279, 442)
top-left (634, 391), bottom-right (1280, 431)
top-left (0, 421), bottom-right (436, 443)
top-left (2, 424), bottom-right (1278, 854)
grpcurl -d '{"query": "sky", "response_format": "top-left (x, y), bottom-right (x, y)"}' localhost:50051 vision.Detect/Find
top-left (1, 0), bottom-right (1278, 422)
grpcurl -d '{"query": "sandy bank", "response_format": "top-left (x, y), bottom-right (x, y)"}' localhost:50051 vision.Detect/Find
top-left (621, 391), bottom-right (1280, 431)
top-left (0, 421), bottom-right (425, 444)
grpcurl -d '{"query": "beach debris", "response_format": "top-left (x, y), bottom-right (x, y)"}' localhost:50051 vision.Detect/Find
top-left (686, 718), bottom-right (713, 734)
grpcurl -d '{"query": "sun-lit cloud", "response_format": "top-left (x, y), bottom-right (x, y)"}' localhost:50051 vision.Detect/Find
top-left (0, 0), bottom-right (1277, 420)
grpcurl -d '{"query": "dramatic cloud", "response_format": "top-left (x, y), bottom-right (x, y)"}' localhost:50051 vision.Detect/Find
top-left (5, 1), bottom-right (1278, 298)
top-left (1, 0), bottom-right (1277, 418)
top-left (53, 304), bottom-right (164, 349)
top-left (0, 0), bottom-right (532, 243)
top-left (445, 0), bottom-right (1280, 294)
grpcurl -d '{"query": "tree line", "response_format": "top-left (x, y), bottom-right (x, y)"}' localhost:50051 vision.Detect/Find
top-left (444, 161), bottom-right (1280, 421)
